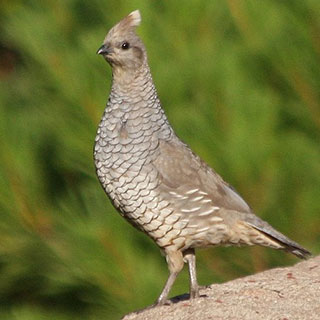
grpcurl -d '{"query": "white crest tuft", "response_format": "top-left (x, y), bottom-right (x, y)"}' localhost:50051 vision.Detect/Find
top-left (128, 10), bottom-right (141, 27)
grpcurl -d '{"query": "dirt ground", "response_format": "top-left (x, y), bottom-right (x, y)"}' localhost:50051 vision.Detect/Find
top-left (123, 255), bottom-right (320, 320)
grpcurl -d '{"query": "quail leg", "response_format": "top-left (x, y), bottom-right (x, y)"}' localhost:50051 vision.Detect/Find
top-left (156, 271), bottom-right (178, 305)
top-left (156, 250), bottom-right (184, 305)
top-left (183, 248), bottom-right (199, 299)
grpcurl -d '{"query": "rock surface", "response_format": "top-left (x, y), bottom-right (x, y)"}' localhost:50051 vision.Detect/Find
top-left (123, 255), bottom-right (320, 320)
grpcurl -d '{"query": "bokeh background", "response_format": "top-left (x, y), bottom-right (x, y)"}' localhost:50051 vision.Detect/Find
top-left (1, 0), bottom-right (319, 319)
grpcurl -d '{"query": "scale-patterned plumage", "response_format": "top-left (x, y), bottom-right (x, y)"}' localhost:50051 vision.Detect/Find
top-left (94, 10), bottom-right (311, 305)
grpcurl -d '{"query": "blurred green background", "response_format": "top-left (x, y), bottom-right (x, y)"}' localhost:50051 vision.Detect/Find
top-left (0, 0), bottom-right (319, 319)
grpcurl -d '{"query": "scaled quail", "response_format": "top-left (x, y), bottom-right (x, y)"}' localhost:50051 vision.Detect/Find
top-left (94, 10), bottom-right (311, 306)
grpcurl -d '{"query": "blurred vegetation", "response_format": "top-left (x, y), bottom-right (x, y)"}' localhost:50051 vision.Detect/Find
top-left (0, 0), bottom-right (319, 318)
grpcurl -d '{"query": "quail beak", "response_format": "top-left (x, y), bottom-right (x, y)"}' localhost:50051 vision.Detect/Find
top-left (96, 44), bottom-right (111, 55)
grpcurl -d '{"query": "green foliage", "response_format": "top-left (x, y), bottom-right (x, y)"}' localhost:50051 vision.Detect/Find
top-left (0, 1), bottom-right (319, 318)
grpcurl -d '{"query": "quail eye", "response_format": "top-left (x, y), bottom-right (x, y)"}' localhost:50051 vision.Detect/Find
top-left (121, 42), bottom-right (130, 50)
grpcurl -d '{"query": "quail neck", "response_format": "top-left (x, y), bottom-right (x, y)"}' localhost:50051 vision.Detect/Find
top-left (103, 56), bottom-right (172, 142)
top-left (110, 61), bottom-right (156, 107)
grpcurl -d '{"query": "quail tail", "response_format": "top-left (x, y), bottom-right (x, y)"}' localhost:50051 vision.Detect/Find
top-left (247, 222), bottom-right (311, 259)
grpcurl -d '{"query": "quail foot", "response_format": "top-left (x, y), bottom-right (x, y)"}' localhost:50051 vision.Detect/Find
top-left (94, 10), bottom-right (311, 306)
